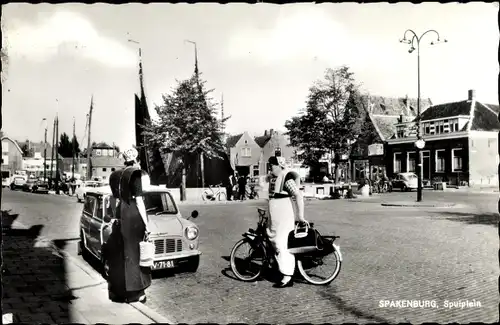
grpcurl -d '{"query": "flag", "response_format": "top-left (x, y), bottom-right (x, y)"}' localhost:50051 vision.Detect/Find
top-left (134, 48), bottom-right (167, 184)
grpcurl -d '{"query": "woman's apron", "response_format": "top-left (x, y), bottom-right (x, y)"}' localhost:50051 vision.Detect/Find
top-left (266, 169), bottom-right (300, 277)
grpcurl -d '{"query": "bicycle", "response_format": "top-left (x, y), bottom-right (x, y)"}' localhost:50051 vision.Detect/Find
top-left (229, 208), bottom-right (342, 285)
top-left (202, 183), bottom-right (227, 201)
top-left (245, 185), bottom-right (259, 200)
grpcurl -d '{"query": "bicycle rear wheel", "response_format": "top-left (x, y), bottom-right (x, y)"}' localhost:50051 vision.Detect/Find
top-left (230, 239), bottom-right (265, 282)
top-left (297, 237), bottom-right (342, 285)
top-left (202, 190), bottom-right (210, 201)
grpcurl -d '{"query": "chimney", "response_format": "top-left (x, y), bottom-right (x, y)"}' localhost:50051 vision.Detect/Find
top-left (399, 114), bottom-right (403, 124)
top-left (270, 129), bottom-right (274, 135)
top-left (264, 130), bottom-right (267, 136)
top-left (468, 89), bottom-right (476, 101)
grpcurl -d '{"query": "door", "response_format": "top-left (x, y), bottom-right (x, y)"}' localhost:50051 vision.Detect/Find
top-left (81, 195), bottom-right (97, 251)
top-left (87, 195), bottom-right (102, 256)
top-left (421, 151), bottom-right (431, 182)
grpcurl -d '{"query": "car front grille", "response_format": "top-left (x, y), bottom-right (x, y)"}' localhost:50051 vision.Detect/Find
top-left (154, 238), bottom-right (183, 255)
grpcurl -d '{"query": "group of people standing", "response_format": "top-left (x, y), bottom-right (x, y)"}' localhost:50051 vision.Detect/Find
top-left (226, 173), bottom-right (252, 201)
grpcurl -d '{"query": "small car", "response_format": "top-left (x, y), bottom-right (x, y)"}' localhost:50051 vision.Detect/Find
top-left (78, 185), bottom-right (201, 276)
top-left (10, 176), bottom-right (27, 191)
top-left (392, 172), bottom-right (418, 191)
top-left (22, 179), bottom-right (49, 194)
top-left (75, 181), bottom-right (106, 202)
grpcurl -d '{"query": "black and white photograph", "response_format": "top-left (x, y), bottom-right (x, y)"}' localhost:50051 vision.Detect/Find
top-left (1, 2), bottom-right (498, 324)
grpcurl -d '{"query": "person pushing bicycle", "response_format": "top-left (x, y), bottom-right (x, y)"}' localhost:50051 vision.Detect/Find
top-left (266, 154), bottom-right (307, 288)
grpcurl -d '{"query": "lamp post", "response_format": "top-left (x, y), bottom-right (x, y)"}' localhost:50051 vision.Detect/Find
top-left (399, 29), bottom-right (447, 202)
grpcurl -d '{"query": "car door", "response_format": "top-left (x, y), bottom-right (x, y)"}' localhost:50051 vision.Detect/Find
top-left (88, 194), bottom-right (104, 257)
top-left (392, 175), bottom-right (401, 190)
top-left (81, 195), bottom-right (96, 250)
top-left (101, 195), bottom-right (115, 250)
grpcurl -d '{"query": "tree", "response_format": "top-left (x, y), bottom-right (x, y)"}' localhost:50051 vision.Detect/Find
top-left (285, 66), bottom-right (360, 183)
top-left (58, 133), bottom-right (73, 157)
top-left (71, 135), bottom-right (81, 156)
top-left (20, 141), bottom-right (31, 157)
top-left (143, 72), bottom-right (228, 199)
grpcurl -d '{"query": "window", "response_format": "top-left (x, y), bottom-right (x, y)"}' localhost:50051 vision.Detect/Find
top-left (451, 149), bottom-right (463, 172)
top-left (241, 147), bottom-right (251, 157)
top-left (253, 164), bottom-right (259, 177)
top-left (83, 196), bottom-right (96, 215)
top-left (425, 123), bottom-right (430, 135)
top-left (102, 168), bottom-right (107, 172)
top-left (2, 142), bottom-right (8, 153)
top-left (435, 150), bottom-right (446, 172)
top-left (143, 192), bottom-right (178, 215)
top-left (111, 168), bottom-right (116, 172)
top-left (393, 152), bottom-right (402, 173)
top-left (407, 152), bottom-right (416, 172)
top-left (95, 149), bottom-right (102, 156)
top-left (95, 197), bottom-right (104, 221)
top-left (396, 126), bottom-right (405, 138)
top-left (454, 122), bottom-right (459, 132)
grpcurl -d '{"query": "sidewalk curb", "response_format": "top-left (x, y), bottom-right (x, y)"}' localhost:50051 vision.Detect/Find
top-left (380, 202), bottom-right (457, 208)
top-left (45, 239), bottom-right (175, 324)
top-left (130, 302), bottom-right (175, 324)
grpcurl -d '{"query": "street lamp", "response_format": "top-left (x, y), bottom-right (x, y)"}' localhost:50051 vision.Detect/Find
top-left (399, 29), bottom-right (447, 202)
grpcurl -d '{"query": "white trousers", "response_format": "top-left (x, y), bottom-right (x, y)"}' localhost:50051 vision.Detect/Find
top-left (266, 197), bottom-right (296, 276)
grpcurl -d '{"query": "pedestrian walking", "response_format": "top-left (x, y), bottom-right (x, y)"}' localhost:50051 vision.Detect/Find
top-left (226, 173), bottom-right (235, 201)
top-left (238, 174), bottom-right (247, 201)
top-left (103, 148), bottom-right (152, 303)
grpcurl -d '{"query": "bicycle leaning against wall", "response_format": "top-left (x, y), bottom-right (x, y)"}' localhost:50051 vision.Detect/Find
top-left (202, 183), bottom-right (227, 201)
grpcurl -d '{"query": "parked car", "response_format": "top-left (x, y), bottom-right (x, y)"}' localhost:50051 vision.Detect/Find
top-left (392, 172), bottom-right (418, 191)
top-left (10, 176), bottom-right (27, 191)
top-left (75, 181), bottom-right (106, 202)
top-left (22, 179), bottom-right (49, 194)
top-left (78, 186), bottom-right (201, 277)
top-left (2, 170), bottom-right (11, 187)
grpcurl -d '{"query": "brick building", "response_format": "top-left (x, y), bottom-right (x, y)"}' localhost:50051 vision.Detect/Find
top-left (385, 89), bottom-right (500, 187)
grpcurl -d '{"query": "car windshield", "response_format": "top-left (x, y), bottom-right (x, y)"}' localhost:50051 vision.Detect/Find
top-left (405, 174), bottom-right (417, 179)
top-left (143, 192), bottom-right (178, 215)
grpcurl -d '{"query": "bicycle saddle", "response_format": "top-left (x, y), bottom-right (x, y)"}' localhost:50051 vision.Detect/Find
top-left (257, 208), bottom-right (267, 215)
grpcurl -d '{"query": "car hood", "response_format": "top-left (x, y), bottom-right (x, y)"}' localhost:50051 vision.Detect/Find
top-left (406, 179), bottom-right (418, 186)
top-left (148, 214), bottom-right (196, 236)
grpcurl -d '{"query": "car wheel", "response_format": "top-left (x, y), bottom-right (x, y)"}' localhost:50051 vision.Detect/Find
top-left (184, 255), bottom-right (200, 273)
top-left (402, 185), bottom-right (408, 192)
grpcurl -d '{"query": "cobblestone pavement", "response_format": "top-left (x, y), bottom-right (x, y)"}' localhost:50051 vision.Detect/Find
top-left (2, 189), bottom-right (498, 323)
top-left (2, 210), bottom-right (73, 324)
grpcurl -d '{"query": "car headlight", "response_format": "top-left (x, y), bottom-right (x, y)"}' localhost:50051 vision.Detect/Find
top-left (185, 226), bottom-right (199, 240)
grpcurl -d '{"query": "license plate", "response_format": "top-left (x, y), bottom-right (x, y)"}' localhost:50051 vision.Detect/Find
top-left (152, 260), bottom-right (174, 270)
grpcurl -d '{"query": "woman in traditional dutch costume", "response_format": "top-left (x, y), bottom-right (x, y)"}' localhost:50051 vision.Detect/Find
top-left (266, 155), bottom-right (307, 288)
top-left (104, 148), bottom-right (152, 303)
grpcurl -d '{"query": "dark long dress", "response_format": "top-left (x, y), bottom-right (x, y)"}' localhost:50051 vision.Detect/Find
top-left (104, 167), bottom-right (152, 303)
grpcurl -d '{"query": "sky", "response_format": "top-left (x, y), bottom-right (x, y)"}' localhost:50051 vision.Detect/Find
top-left (2, 3), bottom-right (498, 151)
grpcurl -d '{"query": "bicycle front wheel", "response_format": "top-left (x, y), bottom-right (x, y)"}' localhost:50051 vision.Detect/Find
top-left (297, 241), bottom-right (342, 285)
top-left (201, 190), bottom-right (210, 201)
top-left (218, 192), bottom-right (227, 201)
top-left (230, 239), bottom-right (265, 282)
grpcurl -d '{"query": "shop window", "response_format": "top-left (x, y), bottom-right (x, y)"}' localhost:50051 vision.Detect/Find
top-left (253, 165), bottom-right (259, 177)
top-left (407, 152), bottom-right (416, 172)
top-left (451, 149), bottom-right (463, 172)
top-left (393, 152), bottom-right (402, 173)
top-left (435, 150), bottom-right (446, 172)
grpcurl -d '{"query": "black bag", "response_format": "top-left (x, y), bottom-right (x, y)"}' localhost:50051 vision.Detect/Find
top-left (287, 222), bottom-right (320, 254)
